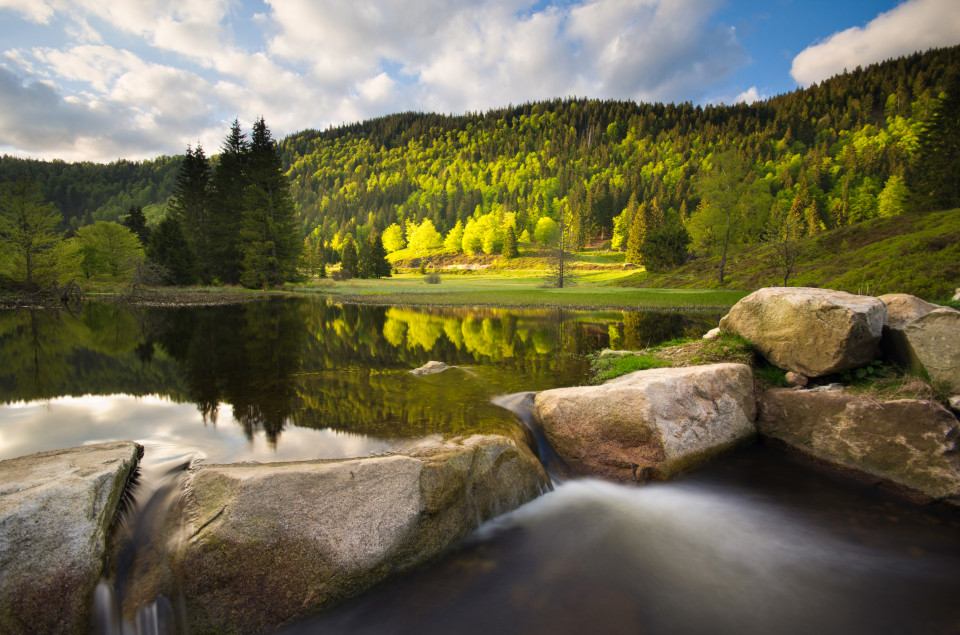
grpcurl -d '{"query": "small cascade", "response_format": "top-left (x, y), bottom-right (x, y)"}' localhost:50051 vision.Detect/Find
top-left (491, 391), bottom-right (573, 482)
top-left (94, 455), bottom-right (194, 635)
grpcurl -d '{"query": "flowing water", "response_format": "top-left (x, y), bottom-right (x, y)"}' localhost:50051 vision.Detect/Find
top-left (1, 297), bottom-right (958, 634)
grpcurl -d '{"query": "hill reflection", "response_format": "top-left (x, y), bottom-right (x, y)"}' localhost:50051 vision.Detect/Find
top-left (0, 298), bottom-right (717, 446)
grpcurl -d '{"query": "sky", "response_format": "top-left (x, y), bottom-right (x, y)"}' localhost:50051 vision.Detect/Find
top-left (1, 0), bottom-right (958, 163)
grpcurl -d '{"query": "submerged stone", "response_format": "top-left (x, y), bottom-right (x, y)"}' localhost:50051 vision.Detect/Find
top-left (0, 442), bottom-right (141, 634)
top-left (172, 434), bottom-right (549, 634)
top-left (534, 363), bottom-right (757, 483)
top-left (410, 360), bottom-right (451, 375)
top-left (759, 389), bottom-right (960, 504)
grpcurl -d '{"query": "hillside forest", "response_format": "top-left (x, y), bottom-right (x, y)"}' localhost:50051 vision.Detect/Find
top-left (1, 45), bottom-right (959, 289)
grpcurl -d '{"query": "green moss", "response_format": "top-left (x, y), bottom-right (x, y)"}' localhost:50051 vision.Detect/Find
top-left (588, 353), bottom-right (671, 384)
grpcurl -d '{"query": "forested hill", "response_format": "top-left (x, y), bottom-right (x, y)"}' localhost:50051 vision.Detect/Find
top-left (2, 45), bottom-right (958, 252)
top-left (281, 44), bottom-right (959, 255)
top-left (0, 154), bottom-right (181, 230)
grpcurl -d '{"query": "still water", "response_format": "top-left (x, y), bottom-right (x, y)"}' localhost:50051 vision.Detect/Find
top-left (1, 297), bottom-right (958, 634)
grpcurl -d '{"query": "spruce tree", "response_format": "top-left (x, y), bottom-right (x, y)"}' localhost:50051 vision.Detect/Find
top-left (910, 75), bottom-right (960, 211)
top-left (340, 235), bottom-right (358, 278)
top-left (238, 118), bottom-right (301, 288)
top-left (503, 226), bottom-right (518, 258)
top-left (371, 234), bottom-right (392, 278)
top-left (209, 119), bottom-right (248, 283)
top-left (170, 144), bottom-right (211, 279)
top-left (123, 205), bottom-right (151, 245)
top-left (147, 216), bottom-right (198, 286)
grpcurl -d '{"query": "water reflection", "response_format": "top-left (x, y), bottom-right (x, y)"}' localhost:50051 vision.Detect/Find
top-left (0, 298), bottom-right (717, 461)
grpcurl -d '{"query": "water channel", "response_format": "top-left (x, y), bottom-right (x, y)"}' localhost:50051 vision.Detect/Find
top-left (1, 297), bottom-right (958, 634)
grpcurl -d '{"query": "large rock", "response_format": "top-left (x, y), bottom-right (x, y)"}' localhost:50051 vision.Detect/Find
top-left (0, 442), bottom-right (142, 634)
top-left (720, 287), bottom-right (885, 377)
top-left (880, 293), bottom-right (960, 389)
top-left (533, 363), bottom-right (756, 483)
top-left (173, 434), bottom-right (549, 634)
top-left (759, 389), bottom-right (960, 504)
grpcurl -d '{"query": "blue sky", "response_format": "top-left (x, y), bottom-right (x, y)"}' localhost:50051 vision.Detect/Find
top-left (0, 0), bottom-right (957, 162)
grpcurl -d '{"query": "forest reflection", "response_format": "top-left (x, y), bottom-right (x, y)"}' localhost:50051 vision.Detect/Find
top-left (0, 298), bottom-right (717, 446)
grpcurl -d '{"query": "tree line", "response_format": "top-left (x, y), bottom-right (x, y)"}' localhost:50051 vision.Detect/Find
top-left (0, 118), bottom-right (302, 291)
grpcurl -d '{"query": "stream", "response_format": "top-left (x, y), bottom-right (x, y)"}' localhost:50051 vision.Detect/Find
top-left (1, 297), bottom-right (957, 634)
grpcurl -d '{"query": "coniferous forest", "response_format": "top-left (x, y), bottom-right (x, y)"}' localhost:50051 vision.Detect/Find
top-left (1, 45), bottom-right (959, 289)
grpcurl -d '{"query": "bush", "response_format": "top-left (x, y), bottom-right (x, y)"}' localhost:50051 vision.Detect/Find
top-left (423, 272), bottom-right (441, 284)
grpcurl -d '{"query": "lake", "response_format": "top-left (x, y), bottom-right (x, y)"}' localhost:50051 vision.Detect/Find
top-left (1, 297), bottom-right (958, 634)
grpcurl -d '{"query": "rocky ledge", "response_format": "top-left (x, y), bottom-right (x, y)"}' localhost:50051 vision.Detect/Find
top-left (170, 434), bottom-right (548, 634)
top-left (0, 442), bottom-right (142, 634)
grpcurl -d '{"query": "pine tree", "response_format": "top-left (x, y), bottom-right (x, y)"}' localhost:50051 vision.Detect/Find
top-left (370, 234), bottom-right (392, 278)
top-left (238, 118), bottom-right (302, 289)
top-left (910, 75), bottom-right (960, 211)
top-left (170, 144), bottom-right (211, 279)
top-left (626, 201), bottom-right (647, 264)
top-left (209, 119), bottom-right (248, 283)
top-left (340, 234), bottom-right (358, 278)
top-left (122, 205), bottom-right (150, 245)
top-left (147, 216), bottom-right (198, 285)
top-left (503, 226), bottom-right (518, 258)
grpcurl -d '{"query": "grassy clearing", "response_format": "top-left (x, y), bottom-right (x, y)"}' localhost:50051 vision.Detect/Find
top-left (288, 272), bottom-right (747, 310)
top-left (617, 209), bottom-right (960, 300)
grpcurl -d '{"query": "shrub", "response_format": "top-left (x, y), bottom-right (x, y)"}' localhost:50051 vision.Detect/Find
top-left (423, 272), bottom-right (441, 284)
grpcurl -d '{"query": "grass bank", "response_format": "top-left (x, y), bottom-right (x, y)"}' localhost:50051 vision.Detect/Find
top-left (288, 272), bottom-right (747, 311)
top-left (616, 209), bottom-right (960, 301)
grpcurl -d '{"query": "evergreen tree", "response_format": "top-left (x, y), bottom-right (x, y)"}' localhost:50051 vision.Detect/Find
top-left (910, 75), bottom-right (960, 211)
top-left (148, 216), bottom-right (198, 285)
top-left (625, 201), bottom-right (647, 264)
top-left (122, 205), bottom-right (151, 245)
top-left (357, 234), bottom-right (373, 279)
top-left (209, 119), bottom-right (248, 283)
top-left (503, 225), bottom-right (518, 258)
top-left (239, 118), bottom-right (301, 288)
top-left (371, 234), bottom-right (392, 278)
top-left (170, 144), bottom-right (211, 279)
top-left (340, 234), bottom-right (358, 278)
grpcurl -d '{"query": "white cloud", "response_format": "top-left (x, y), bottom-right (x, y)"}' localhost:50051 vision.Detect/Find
top-left (0, 0), bottom-right (57, 24)
top-left (1, 0), bottom-right (755, 161)
top-left (791, 0), bottom-right (960, 86)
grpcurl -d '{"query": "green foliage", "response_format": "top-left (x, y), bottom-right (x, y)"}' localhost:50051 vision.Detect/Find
top-left (534, 216), bottom-right (558, 244)
top-left (407, 218), bottom-right (443, 254)
top-left (877, 175), bottom-right (909, 217)
top-left (73, 221), bottom-right (144, 281)
top-left (639, 217), bottom-right (690, 272)
top-left (0, 179), bottom-right (65, 289)
top-left (754, 363), bottom-right (788, 389)
top-left (382, 223), bottom-right (406, 252)
top-left (423, 272), bottom-right (441, 284)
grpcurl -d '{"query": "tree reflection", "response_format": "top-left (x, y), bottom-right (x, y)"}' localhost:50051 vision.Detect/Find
top-left (0, 298), bottom-right (717, 446)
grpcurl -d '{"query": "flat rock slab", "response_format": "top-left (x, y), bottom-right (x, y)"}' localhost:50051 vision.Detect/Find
top-left (175, 434), bottom-right (549, 634)
top-left (720, 287), bottom-right (884, 377)
top-left (0, 442), bottom-right (142, 634)
top-left (759, 389), bottom-right (960, 504)
top-left (880, 294), bottom-right (960, 389)
top-left (534, 363), bottom-right (756, 483)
